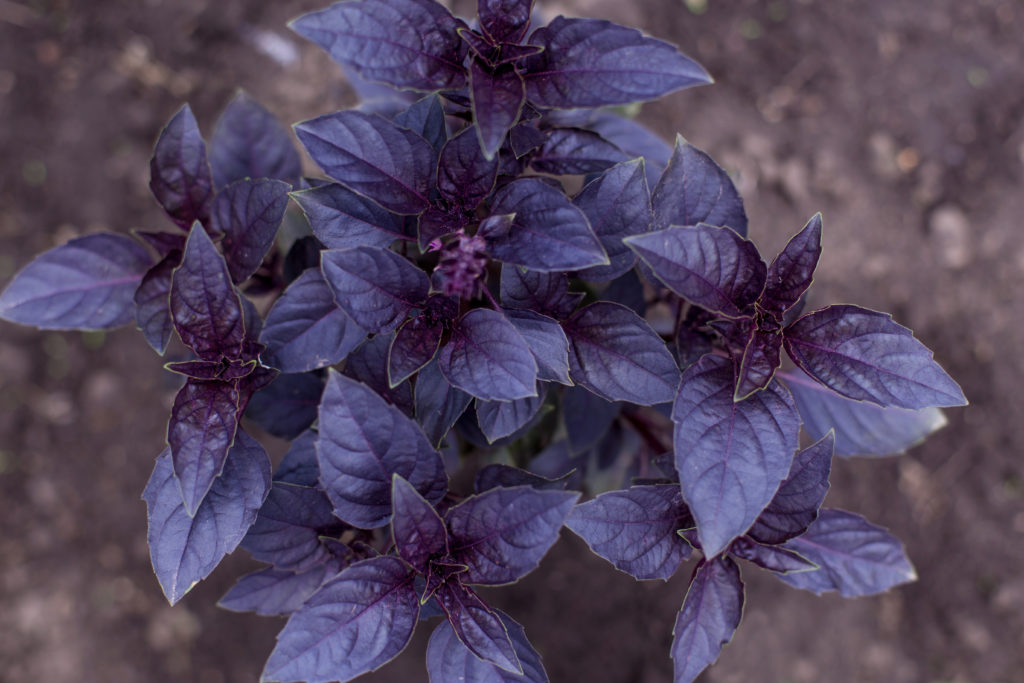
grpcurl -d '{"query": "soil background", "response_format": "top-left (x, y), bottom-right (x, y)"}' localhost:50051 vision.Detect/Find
top-left (1, 1), bottom-right (1022, 682)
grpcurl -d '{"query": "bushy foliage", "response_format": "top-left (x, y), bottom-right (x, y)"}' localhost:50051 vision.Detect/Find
top-left (0, 1), bottom-right (965, 681)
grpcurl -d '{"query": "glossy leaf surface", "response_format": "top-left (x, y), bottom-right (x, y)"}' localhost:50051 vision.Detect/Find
top-left (447, 487), bottom-right (579, 585)
top-left (295, 110), bottom-right (434, 214)
top-left (391, 475), bottom-right (448, 574)
top-left (143, 431), bottom-right (270, 604)
top-left (242, 482), bottom-right (345, 572)
top-left (415, 360), bottom-right (473, 447)
top-left (261, 268), bottom-right (367, 373)
top-left (530, 127), bottom-right (627, 176)
top-left (210, 91), bottom-right (302, 187)
top-left (149, 104), bottom-right (214, 230)
top-left (504, 309), bottom-right (571, 385)
top-left (262, 556), bottom-right (420, 683)
top-left (566, 484), bottom-right (693, 580)
top-left (470, 61), bottom-right (525, 159)
top-left (777, 509), bottom-right (916, 597)
top-left (0, 233), bottom-right (151, 330)
top-left (523, 17), bottom-right (710, 108)
top-left (438, 125), bottom-right (500, 209)
top-left (761, 213), bottom-right (822, 313)
top-left (209, 178), bottom-right (291, 283)
top-left (573, 157), bottom-right (652, 282)
top-left (625, 225), bottom-right (765, 318)
top-left (672, 355), bottom-right (800, 558)
top-left (321, 246), bottom-right (429, 333)
top-left (170, 225), bottom-right (245, 360)
top-left (292, 183), bottom-right (407, 249)
top-left (435, 582), bottom-right (522, 674)
top-left (438, 308), bottom-right (538, 402)
top-left (484, 178), bottom-right (607, 272)
top-left (290, 0), bottom-right (467, 92)
top-left (219, 560), bottom-right (345, 617)
top-left (317, 371), bottom-right (447, 528)
top-left (748, 433), bottom-right (833, 546)
top-left (426, 609), bottom-right (547, 683)
top-left (651, 137), bottom-right (747, 235)
top-left (167, 378), bottom-right (241, 515)
top-left (671, 557), bottom-right (744, 683)
top-left (783, 305), bottom-right (967, 409)
top-left (780, 369), bottom-right (947, 457)
top-left (564, 302), bottom-right (680, 405)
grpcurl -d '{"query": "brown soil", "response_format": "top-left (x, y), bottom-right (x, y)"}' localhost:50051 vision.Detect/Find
top-left (1, 1), bottom-right (1021, 682)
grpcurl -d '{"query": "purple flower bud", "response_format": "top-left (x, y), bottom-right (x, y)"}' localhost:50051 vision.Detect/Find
top-left (435, 232), bottom-right (489, 300)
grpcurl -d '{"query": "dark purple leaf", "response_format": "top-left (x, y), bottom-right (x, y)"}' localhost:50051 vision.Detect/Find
top-left (170, 225), bottom-right (245, 360)
top-left (262, 556), bottom-right (420, 683)
top-left (574, 158), bottom-right (652, 281)
top-left (470, 61), bottom-right (525, 159)
top-left (274, 429), bottom-right (320, 487)
top-left (260, 268), bottom-right (368, 373)
top-left (780, 368), bottom-right (947, 457)
top-left (564, 301), bottom-right (680, 405)
top-left (135, 229), bottom-right (185, 257)
top-left (447, 486), bottom-right (579, 585)
top-left (672, 355), bottom-right (800, 558)
top-left (317, 370), bottom-right (447, 528)
top-left (418, 206), bottom-right (471, 250)
top-left (735, 328), bottom-right (784, 400)
top-left (415, 360), bottom-right (473, 447)
top-left (626, 225), bottom-right (765, 318)
top-left (762, 213), bottom-right (822, 314)
top-left (435, 582), bottom-right (522, 674)
top-left (149, 104), bottom-right (214, 230)
top-left (134, 252), bottom-right (179, 354)
top-left (476, 384), bottom-right (548, 442)
top-left (499, 265), bottom-right (580, 319)
top-left (219, 558), bottom-right (346, 617)
top-left (391, 475), bottom-right (448, 574)
top-left (209, 91), bottom-right (302, 188)
top-left (509, 123), bottom-right (546, 158)
top-left (342, 333), bottom-right (416, 416)
top-left (426, 608), bottom-right (547, 683)
top-left (671, 557), bottom-right (744, 683)
top-left (784, 304), bottom-right (966, 409)
top-left (242, 482), bottom-right (345, 572)
top-left (580, 112), bottom-right (671, 186)
top-left (0, 233), bottom-right (152, 330)
top-left (208, 178), bottom-right (290, 283)
top-left (504, 309), bottom-right (571, 385)
top-left (729, 536), bottom-right (816, 574)
top-left (244, 372), bottom-right (325, 440)
top-left (165, 358), bottom-right (254, 380)
top-left (294, 110), bottom-right (434, 214)
top-left (143, 430), bottom-right (271, 604)
top-left (651, 137), bottom-right (747, 235)
top-left (438, 125), bottom-right (500, 209)
top-left (523, 17), bottom-right (710, 108)
top-left (292, 183), bottom-right (407, 249)
top-left (748, 433), bottom-right (833, 546)
top-left (167, 378), bottom-right (240, 515)
top-left (438, 308), bottom-right (537, 402)
top-left (530, 127), bottom-right (628, 175)
top-left (566, 484), bottom-right (692, 580)
top-left (320, 246), bottom-right (429, 333)
top-left (394, 94), bottom-right (448, 155)
top-left (478, 0), bottom-right (534, 42)
top-left (474, 465), bottom-right (569, 493)
top-left (290, 0), bottom-right (467, 92)
top-left (777, 509), bottom-right (916, 597)
top-left (562, 385), bottom-right (619, 454)
top-left (602, 269), bottom-right (646, 316)
top-left (388, 316), bottom-right (443, 387)
top-left (485, 178), bottom-right (607, 271)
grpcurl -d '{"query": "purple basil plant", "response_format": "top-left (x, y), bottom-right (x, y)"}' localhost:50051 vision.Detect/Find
top-left (0, 1), bottom-right (966, 681)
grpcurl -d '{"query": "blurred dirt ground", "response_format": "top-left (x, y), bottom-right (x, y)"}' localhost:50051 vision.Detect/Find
top-left (1, 1), bottom-right (1022, 681)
